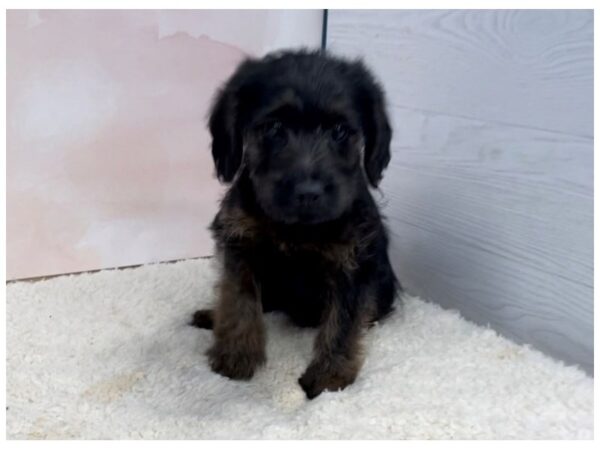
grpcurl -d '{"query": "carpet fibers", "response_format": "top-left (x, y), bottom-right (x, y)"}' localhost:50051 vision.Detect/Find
top-left (6, 258), bottom-right (593, 439)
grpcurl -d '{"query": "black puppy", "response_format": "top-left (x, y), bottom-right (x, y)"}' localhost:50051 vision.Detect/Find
top-left (192, 50), bottom-right (400, 399)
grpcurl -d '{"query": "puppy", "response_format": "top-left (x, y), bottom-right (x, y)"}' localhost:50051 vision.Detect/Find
top-left (192, 50), bottom-right (400, 399)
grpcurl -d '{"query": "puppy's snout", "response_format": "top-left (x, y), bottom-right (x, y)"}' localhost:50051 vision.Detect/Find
top-left (295, 180), bottom-right (324, 208)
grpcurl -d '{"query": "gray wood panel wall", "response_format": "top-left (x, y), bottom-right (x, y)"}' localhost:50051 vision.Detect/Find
top-left (327, 10), bottom-right (593, 373)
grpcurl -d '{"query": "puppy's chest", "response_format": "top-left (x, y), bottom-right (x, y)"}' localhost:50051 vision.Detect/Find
top-left (255, 239), bottom-right (321, 275)
top-left (257, 246), bottom-right (331, 313)
top-left (214, 207), bottom-right (367, 271)
top-left (257, 237), bottom-right (356, 295)
top-left (251, 221), bottom-right (364, 275)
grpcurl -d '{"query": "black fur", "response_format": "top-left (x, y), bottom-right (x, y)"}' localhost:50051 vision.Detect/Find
top-left (194, 50), bottom-right (401, 399)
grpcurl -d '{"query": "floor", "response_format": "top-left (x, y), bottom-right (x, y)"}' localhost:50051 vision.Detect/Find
top-left (6, 258), bottom-right (593, 439)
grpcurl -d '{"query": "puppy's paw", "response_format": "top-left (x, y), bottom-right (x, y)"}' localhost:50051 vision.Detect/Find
top-left (190, 309), bottom-right (214, 329)
top-left (206, 344), bottom-right (265, 380)
top-left (298, 362), bottom-right (357, 399)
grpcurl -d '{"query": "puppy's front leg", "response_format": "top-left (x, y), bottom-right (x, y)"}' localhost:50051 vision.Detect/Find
top-left (299, 283), bottom-right (365, 399)
top-left (207, 251), bottom-right (265, 380)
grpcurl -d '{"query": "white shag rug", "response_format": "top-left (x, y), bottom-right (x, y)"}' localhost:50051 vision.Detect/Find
top-left (6, 258), bottom-right (593, 439)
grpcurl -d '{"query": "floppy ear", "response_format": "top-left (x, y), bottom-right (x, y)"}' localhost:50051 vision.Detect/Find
top-left (354, 65), bottom-right (392, 187)
top-left (208, 84), bottom-right (243, 183)
top-left (364, 94), bottom-right (392, 187)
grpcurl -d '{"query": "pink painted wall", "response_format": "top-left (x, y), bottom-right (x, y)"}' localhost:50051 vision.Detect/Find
top-left (7, 10), bottom-right (322, 280)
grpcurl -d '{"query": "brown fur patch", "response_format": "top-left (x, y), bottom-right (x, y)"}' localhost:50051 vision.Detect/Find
top-left (310, 222), bottom-right (379, 271)
top-left (216, 207), bottom-right (260, 242)
top-left (215, 201), bottom-right (380, 273)
top-left (320, 243), bottom-right (360, 271)
top-left (277, 228), bottom-right (378, 272)
top-left (276, 241), bottom-right (359, 271)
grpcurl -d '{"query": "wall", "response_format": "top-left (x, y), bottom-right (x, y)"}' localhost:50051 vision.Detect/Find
top-left (7, 10), bottom-right (322, 280)
top-left (327, 10), bottom-right (593, 373)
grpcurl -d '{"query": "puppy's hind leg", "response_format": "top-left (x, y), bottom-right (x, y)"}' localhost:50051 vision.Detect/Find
top-left (190, 309), bottom-right (214, 329)
top-left (367, 251), bottom-right (401, 327)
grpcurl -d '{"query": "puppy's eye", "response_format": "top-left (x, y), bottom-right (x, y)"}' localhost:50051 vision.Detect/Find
top-left (264, 121), bottom-right (285, 138)
top-left (331, 123), bottom-right (350, 142)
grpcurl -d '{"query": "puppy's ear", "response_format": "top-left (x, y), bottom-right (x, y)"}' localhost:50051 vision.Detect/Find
top-left (353, 63), bottom-right (392, 187)
top-left (208, 84), bottom-right (242, 183)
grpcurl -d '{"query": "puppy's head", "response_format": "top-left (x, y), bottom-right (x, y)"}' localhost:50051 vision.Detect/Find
top-left (208, 50), bottom-right (391, 225)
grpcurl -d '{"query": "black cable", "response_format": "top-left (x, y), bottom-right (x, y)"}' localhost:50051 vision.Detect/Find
top-left (321, 9), bottom-right (328, 51)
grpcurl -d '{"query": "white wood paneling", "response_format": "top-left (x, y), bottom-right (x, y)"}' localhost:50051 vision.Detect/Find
top-left (329, 10), bottom-right (592, 137)
top-left (328, 10), bottom-right (593, 373)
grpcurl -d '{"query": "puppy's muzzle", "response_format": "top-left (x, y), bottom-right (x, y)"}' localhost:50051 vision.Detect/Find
top-left (294, 179), bottom-right (324, 210)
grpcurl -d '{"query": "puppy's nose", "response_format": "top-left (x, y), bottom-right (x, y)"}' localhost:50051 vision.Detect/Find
top-left (295, 180), bottom-right (324, 208)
